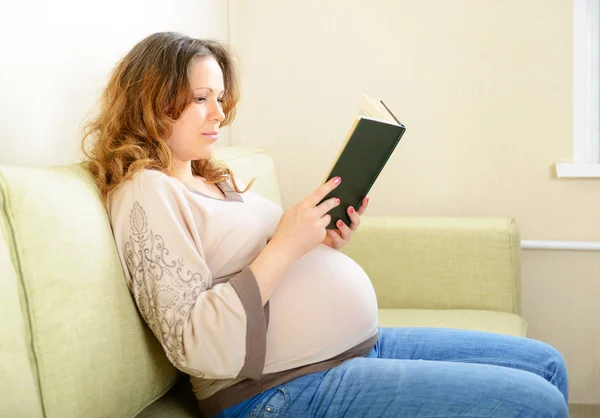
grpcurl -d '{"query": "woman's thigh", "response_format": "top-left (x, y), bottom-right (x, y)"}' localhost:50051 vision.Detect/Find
top-left (254, 356), bottom-right (568, 418)
top-left (370, 327), bottom-right (568, 402)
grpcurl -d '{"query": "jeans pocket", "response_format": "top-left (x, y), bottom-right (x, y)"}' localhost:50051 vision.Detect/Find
top-left (254, 387), bottom-right (288, 418)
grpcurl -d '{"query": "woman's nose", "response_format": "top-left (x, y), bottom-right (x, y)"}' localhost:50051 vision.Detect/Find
top-left (211, 99), bottom-right (226, 122)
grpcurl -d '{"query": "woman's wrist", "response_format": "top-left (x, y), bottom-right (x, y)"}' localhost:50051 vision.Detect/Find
top-left (249, 240), bottom-right (297, 305)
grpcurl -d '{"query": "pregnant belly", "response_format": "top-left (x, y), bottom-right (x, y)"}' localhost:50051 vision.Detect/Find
top-left (262, 244), bottom-right (379, 374)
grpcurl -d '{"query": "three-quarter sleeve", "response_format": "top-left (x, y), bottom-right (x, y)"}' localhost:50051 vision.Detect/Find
top-left (109, 171), bottom-right (267, 380)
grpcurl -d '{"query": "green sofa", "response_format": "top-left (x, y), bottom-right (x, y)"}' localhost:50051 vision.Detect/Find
top-left (0, 145), bottom-right (526, 418)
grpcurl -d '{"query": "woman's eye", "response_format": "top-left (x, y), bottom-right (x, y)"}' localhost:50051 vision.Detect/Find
top-left (194, 97), bottom-right (223, 106)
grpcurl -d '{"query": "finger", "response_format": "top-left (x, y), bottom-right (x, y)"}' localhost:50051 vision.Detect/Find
top-left (327, 229), bottom-right (345, 247)
top-left (347, 206), bottom-right (361, 231)
top-left (307, 176), bottom-right (342, 207)
top-left (335, 219), bottom-right (353, 240)
top-left (315, 197), bottom-right (340, 217)
top-left (318, 213), bottom-right (332, 229)
top-left (357, 197), bottom-right (370, 216)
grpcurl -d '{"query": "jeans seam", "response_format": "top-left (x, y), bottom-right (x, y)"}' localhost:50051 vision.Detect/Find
top-left (444, 357), bottom-right (554, 380)
top-left (256, 386), bottom-right (288, 418)
top-left (274, 387), bottom-right (289, 417)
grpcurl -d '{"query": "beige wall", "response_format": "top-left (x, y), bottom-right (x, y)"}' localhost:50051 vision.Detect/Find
top-left (230, 0), bottom-right (600, 403)
top-left (0, 0), bottom-right (229, 167)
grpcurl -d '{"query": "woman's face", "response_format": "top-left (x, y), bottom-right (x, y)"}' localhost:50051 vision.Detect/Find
top-left (167, 55), bottom-right (226, 164)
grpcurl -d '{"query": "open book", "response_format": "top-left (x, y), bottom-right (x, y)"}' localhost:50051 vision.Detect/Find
top-left (320, 94), bottom-right (406, 229)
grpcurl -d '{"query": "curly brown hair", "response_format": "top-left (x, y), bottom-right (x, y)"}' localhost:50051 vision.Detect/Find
top-left (81, 32), bottom-right (252, 206)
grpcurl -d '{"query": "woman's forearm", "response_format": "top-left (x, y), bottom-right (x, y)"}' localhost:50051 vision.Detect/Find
top-left (249, 241), bottom-right (297, 306)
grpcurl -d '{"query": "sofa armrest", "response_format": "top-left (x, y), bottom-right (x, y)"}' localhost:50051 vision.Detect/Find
top-left (341, 216), bottom-right (521, 314)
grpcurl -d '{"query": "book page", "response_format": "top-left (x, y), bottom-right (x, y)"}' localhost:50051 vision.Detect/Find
top-left (357, 93), bottom-right (397, 125)
top-left (322, 93), bottom-right (402, 184)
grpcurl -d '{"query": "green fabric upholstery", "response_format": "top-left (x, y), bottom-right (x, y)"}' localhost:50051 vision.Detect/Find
top-left (135, 379), bottom-right (199, 418)
top-left (342, 216), bottom-right (522, 314)
top-left (214, 145), bottom-right (283, 207)
top-left (378, 309), bottom-right (526, 337)
top-left (0, 165), bottom-right (178, 418)
top-left (0, 232), bottom-right (44, 418)
top-left (0, 146), bottom-right (526, 418)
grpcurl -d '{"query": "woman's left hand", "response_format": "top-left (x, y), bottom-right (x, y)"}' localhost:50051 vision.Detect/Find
top-left (322, 197), bottom-right (370, 250)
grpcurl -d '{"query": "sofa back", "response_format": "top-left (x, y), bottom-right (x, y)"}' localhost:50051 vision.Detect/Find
top-left (0, 219), bottom-right (44, 418)
top-left (213, 145), bottom-right (283, 207)
top-left (0, 146), bottom-right (281, 418)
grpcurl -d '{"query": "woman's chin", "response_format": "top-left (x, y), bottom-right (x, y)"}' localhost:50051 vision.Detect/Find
top-left (195, 145), bottom-right (215, 160)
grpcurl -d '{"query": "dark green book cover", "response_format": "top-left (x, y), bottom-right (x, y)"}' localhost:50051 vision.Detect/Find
top-left (320, 109), bottom-right (406, 229)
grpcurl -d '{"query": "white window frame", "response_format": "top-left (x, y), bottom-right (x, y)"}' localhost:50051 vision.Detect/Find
top-left (556, 0), bottom-right (600, 178)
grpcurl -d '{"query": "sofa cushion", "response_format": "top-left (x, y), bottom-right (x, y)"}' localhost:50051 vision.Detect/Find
top-left (0, 232), bottom-right (44, 418)
top-left (341, 217), bottom-right (522, 314)
top-left (214, 145), bottom-right (282, 207)
top-left (136, 378), bottom-right (199, 418)
top-left (0, 164), bottom-right (179, 418)
top-left (378, 308), bottom-right (527, 337)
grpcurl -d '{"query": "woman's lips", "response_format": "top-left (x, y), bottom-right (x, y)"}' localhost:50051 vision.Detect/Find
top-left (202, 132), bottom-right (219, 141)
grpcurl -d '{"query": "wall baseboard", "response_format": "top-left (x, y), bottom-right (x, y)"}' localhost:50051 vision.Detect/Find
top-left (569, 403), bottom-right (600, 418)
top-left (521, 240), bottom-right (600, 251)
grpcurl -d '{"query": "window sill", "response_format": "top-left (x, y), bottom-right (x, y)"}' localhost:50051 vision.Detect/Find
top-left (555, 162), bottom-right (600, 178)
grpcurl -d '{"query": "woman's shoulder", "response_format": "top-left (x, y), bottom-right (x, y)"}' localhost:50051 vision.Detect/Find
top-left (133, 168), bottom-right (173, 183)
top-left (118, 169), bottom-right (179, 191)
top-left (110, 169), bottom-right (184, 207)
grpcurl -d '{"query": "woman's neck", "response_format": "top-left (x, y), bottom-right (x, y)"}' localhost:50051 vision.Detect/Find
top-left (170, 159), bottom-right (195, 184)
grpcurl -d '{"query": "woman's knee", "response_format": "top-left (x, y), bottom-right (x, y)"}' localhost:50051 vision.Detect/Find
top-left (315, 358), bottom-right (569, 417)
top-left (461, 366), bottom-right (568, 418)
top-left (527, 338), bottom-right (569, 402)
top-left (527, 379), bottom-right (569, 418)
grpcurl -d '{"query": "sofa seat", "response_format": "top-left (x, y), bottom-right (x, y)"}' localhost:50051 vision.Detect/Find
top-left (136, 379), bottom-right (199, 418)
top-left (378, 308), bottom-right (527, 337)
top-left (0, 146), bottom-right (526, 418)
top-left (136, 308), bottom-right (526, 417)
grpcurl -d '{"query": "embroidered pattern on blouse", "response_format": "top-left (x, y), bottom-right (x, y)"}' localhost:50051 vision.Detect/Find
top-left (125, 201), bottom-right (209, 377)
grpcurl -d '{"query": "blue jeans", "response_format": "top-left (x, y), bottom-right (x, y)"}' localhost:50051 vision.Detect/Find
top-left (213, 327), bottom-right (569, 417)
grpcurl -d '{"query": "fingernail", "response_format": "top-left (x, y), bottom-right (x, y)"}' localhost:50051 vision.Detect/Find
top-left (337, 220), bottom-right (344, 227)
top-left (349, 207), bottom-right (355, 214)
top-left (365, 197), bottom-right (370, 204)
top-left (333, 177), bottom-right (341, 184)
top-left (336, 198), bottom-right (340, 204)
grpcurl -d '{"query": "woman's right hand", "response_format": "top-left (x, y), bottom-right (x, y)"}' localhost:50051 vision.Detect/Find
top-left (269, 176), bottom-right (342, 260)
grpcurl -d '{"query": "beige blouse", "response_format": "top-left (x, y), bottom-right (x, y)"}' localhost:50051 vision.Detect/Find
top-left (108, 169), bottom-right (379, 415)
